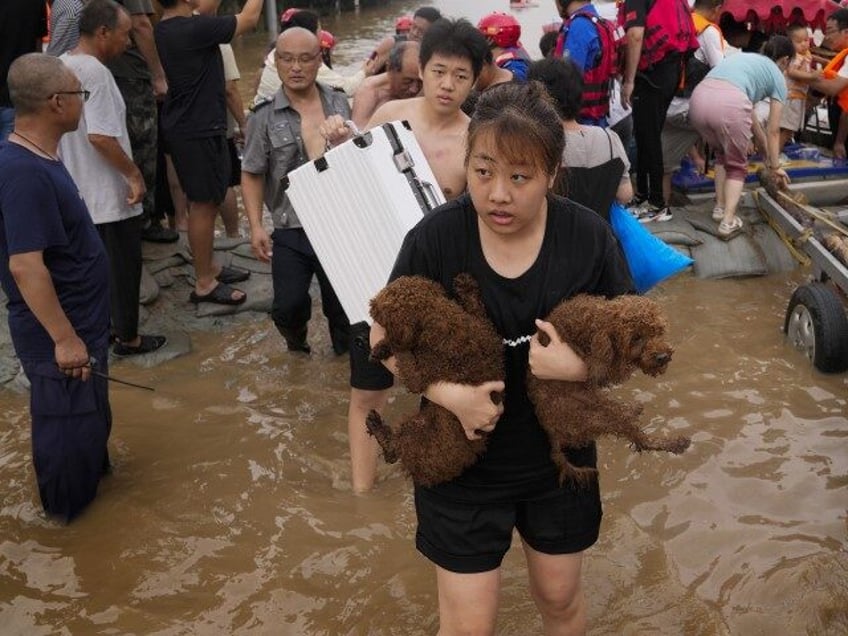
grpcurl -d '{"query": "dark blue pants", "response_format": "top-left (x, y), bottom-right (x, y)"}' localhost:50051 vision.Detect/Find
top-left (23, 350), bottom-right (111, 522)
top-left (270, 227), bottom-right (350, 354)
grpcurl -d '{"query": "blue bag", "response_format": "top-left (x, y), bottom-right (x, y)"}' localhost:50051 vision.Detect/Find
top-left (609, 202), bottom-right (693, 294)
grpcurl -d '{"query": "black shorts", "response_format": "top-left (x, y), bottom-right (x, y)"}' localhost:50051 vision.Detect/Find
top-left (414, 479), bottom-right (603, 574)
top-left (348, 321), bottom-right (394, 390)
top-left (168, 135), bottom-right (230, 204)
top-left (226, 137), bottom-right (241, 187)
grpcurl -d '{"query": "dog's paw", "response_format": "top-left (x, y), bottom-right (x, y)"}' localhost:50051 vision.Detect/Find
top-left (368, 340), bottom-right (393, 362)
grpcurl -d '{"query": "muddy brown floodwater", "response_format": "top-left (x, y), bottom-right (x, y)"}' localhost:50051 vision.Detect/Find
top-left (2, 1), bottom-right (848, 634)
top-left (3, 270), bottom-right (846, 634)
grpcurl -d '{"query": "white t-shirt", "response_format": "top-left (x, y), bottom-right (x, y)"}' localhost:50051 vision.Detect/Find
top-left (58, 52), bottom-right (141, 224)
top-left (220, 43), bottom-right (240, 136)
top-left (838, 58), bottom-right (848, 78)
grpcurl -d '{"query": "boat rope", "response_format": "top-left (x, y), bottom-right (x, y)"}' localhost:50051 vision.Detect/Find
top-left (753, 190), bottom-right (812, 266)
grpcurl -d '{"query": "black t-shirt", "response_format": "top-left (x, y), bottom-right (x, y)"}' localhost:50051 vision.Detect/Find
top-left (623, 0), bottom-right (654, 30)
top-left (390, 193), bottom-right (634, 502)
top-left (0, 0), bottom-right (48, 107)
top-left (154, 15), bottom-right (236, 139)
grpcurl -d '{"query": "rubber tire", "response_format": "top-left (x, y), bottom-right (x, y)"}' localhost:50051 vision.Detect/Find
top-left (783, 282), bottom-right (848, 373)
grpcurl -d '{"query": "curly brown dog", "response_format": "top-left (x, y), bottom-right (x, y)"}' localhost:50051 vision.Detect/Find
top-left (366, 274), bottom-right (504, 487)
top-left (527, 294), bottom-right (690, 485)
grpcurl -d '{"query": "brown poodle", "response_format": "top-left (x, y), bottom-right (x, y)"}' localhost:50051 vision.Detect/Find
top-left (366, 274), bottom-right (504, 487)
top-left (527, 294), bottom-right (690, 485)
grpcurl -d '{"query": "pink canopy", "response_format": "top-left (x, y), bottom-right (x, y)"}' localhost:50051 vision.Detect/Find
top-left (720, 0), bottom-right (841, 32)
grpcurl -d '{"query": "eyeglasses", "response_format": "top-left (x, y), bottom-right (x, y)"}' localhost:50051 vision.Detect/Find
top-left (52, 90), bottom-right (91, 102)
top-left (276, 51), bottom-right (322, 66)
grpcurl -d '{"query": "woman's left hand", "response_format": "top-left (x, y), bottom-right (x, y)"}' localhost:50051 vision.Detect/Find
top-left (528, 319), bottom-right (588, 382)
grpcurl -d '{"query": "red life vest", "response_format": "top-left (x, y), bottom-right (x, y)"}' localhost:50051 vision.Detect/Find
top-left (495, 46), bottom-right (532, 80)
top-left (556, 9), bottom-right (625, 121)
top-left (618, 0), bottom-right (699, 71)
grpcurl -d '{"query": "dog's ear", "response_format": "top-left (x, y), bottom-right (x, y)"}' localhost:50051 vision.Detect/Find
top-left (387, 317), bottom-right (419, 351)
top-left (586, 330), bottom-right (614, 384)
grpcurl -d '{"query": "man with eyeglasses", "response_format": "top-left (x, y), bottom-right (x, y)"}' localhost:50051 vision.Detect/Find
top-left (241, 27), bottom-right (352, 356)
top-left (59, 0), bottom-right (168, 359)
top-left (813, 8), bottom-right (848, 160)
top-left (0, 53), bottom-right (113, 522)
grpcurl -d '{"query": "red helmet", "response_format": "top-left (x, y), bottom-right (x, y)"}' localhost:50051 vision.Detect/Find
top-left (477, 12), bottom-right (522, 48)
top-left (319, 30), bottom-right (336, 51)
top-left (395, 15), bottom-right (413, 35)
top-left (279, 7), bottom-right (300, 25)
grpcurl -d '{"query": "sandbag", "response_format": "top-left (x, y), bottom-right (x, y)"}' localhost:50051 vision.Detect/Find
top-left (644, 214), bottom-right (702, 246)
top-left (690, 231), bottom-right (768, 279)
top-left (610, 202), bottom-right (694, 293)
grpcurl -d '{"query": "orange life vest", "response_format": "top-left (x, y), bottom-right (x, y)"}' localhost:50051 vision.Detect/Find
top-left (823, 48), bottom-right (848, 111)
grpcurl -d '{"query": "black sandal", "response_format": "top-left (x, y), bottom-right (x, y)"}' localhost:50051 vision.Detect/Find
top-left (112, 334), bottom-right (168, 357)
top-left (216, 265), bottom-right (250, 284)
top-left (189, 282), bottom-right (246, 306)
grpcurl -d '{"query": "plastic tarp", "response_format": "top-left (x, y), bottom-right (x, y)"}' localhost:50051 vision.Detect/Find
top-left (720, 0), bottom-right (841, 32)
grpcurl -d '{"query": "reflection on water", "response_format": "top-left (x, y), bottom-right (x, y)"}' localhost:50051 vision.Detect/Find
top-left (2, 271), bottom-right (846, 634)
top-left (3, 1), bottom-right (848, 633)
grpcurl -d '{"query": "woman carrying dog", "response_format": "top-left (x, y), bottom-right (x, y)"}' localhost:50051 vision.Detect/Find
top-left (370, 81), bottom-right (634, 634)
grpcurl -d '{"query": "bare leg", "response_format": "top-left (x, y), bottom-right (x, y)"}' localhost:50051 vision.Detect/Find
top-left (523, 542), bottom-right (587, 636)
top-left (662, 172), bottom-right (672, 207)
top-left (166, 155), bottom-right (188, 232)
top-left (219, 187), bottom-right (240, 238)
top-left (435, 565), bottom-right (501, 636)
top-left (189, 200), bottom-right (243, 301)
top-left (713, 163), bottom-right (726, 209)
top-left (348, 387), bottom-right (389, 493)
top-left (722, 176), bottom-right (745, 225)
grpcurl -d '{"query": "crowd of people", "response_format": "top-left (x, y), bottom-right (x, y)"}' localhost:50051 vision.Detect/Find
top-left (2, 0), bottom-right (848, 632)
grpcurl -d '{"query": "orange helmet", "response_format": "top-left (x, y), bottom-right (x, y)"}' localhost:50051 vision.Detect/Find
top-left (477, 12), bottom-right (521, 49)
top-left (319, 30), bottom-right (336, 51)
top-left (395, 15), bottom-right (413, 35)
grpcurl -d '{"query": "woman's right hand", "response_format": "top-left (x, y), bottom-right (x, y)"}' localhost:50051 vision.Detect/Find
top-left (425, 380), bottom-right (505, 440)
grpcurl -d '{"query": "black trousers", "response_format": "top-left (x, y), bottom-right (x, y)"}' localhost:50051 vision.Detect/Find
top-left (270, 227), bottom-right (350, 352)
top-left (97, 215), bottom-right (142, 342)
top-left (632, 57), bottom-right (682, 206)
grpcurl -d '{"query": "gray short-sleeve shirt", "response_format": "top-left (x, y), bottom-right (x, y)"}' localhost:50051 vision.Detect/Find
top-left (241, 84), bottom-right (351, 229)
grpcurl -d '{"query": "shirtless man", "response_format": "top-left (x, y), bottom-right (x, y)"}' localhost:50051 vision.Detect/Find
top-left (322, 18), bottom-right (489, 492)
top-left (350, 41), bottom-right (421, 130)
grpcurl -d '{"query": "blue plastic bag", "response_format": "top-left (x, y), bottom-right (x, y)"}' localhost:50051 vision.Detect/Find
top-left (609, 202), bottom-right (693, 294)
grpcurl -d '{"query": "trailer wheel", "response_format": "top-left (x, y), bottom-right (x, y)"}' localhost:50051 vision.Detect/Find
top-left (783, 283), bottom-right (848, 373)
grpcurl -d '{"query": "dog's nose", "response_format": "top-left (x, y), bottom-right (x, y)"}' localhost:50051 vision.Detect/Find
top-left (654, 352), bottom-right (671, 365)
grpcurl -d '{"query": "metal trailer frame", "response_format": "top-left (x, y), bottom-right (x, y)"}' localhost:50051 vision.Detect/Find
top-left (757, 190), bottom-right (848, 373)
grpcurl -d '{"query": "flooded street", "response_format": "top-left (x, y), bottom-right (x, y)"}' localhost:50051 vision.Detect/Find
top-left (3, 270), bottom-right (846, 634)
top-left (2, 0), bottom-right (848, 634)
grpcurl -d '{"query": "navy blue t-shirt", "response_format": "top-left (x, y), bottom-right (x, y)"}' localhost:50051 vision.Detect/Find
top-left (155, 15), bottom-right (237, 139)
top-left (390, 193), bottom-right (634, 502)
top-left (0, 142), bottom-right (110, 361)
